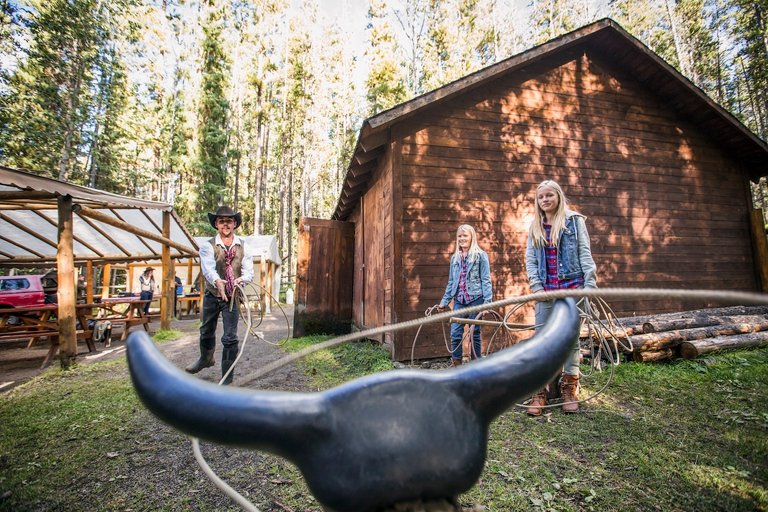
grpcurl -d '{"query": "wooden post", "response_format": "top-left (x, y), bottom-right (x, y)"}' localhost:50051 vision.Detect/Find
top-left (161, 211), bottom-right (172, 330)
top-left (267, 262), bottom-right (274, 307)
top-left (128, 265), bottom-right (135, 294)
top-left (101, 264), bottom-right (111, 299)
top-left (260, 255), bottom-right (267, 313)
top-left (749, 208), bottom-right (768, 292)
top-left (57, 195), bottom-right (77, 368)
top-left (187, 258), bottom-right (193, 286)
top-left (86, 260), bottom-right (93, 305)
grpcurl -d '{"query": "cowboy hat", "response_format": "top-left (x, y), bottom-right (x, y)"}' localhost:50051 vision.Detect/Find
top-left (144, 267), bottom-right (153, 273)
top-left (207, 205), bottom-right (242, 230)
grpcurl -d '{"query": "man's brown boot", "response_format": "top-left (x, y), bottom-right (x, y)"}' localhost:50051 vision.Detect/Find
top-left (527, 389), bottom-right (547, 416)
top-left (560, 374), bottom-right (580, 413)
top-left (451, 358), bottom-right (463, 367)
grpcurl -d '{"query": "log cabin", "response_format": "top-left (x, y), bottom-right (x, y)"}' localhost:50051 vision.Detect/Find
top-left (295, 19), bottom-right (768, 361)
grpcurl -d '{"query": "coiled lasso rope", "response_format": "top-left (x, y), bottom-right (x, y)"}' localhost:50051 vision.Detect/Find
top-left (237, 288), bottom-right (768, 387)
top-left (191, 287), bottom-right (768, 510)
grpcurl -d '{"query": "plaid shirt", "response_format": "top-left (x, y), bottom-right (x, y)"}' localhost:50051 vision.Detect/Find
top-left (543, 223), bottom-right (584, 291)
top-left (456, 251), bottom-right (481, 304)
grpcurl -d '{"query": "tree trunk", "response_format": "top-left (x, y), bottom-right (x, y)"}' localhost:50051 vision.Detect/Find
top-left (643, 314), bottom-right (768, 334)
top-left (680, 332), bottom-right (768, 359)
top-left (633, 349), bottom-right (676, 363)
top-left (641, 306), bottom-right (768, 333)
top-left (631, 322), bottom-right (768, 352)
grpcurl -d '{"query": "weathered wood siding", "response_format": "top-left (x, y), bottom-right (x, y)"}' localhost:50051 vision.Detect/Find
top-left (350, 153), bottom-right (394, 345)
top-left (393, 48), bottom-right (758, 360)
top-left (294, 218), bottom-right (355, 337)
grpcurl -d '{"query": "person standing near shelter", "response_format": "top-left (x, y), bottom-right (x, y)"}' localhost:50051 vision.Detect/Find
top-left (185, 206), bottom-right (254, 385)
top-left (139, 267), bottom-right (155, 314)
top-left (525, 180), bottom-right (597, 415)
top-left (437, 224), bottom-right (493, 366)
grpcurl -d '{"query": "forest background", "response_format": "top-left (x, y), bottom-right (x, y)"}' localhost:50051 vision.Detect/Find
top-left (1, 0), bottom-right (767, 283)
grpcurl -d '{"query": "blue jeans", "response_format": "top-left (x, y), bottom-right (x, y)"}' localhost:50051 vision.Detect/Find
top-left (534, 297), bottom-right (582, 375)
top-left (139, 291), bottom-right (152, 314)
top-left (199, 291), bottom-right (240, 352)
top-left (450, 297), bottom-right (484, 360)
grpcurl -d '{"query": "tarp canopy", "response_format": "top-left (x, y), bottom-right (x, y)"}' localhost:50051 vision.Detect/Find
top-left (0, 166), bottom-right (198, 268)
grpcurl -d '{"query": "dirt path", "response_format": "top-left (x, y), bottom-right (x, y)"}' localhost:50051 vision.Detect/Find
top-left (0, 304), bottom-right (306, 393)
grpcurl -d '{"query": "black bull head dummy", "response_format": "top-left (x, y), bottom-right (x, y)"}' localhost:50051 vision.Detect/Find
top-left (126, 298), bottom-right (580, 512)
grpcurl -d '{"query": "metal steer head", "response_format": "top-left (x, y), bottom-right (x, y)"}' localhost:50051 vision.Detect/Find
top-left (126, 298), bottom-right (580, 512)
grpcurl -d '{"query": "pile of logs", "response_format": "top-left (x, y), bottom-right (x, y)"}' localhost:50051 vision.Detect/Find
top-left (581, 305), bottom-right (768, 363)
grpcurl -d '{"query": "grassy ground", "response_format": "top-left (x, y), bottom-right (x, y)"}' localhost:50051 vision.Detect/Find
top-left (0, 337), bottom-right (766, 511)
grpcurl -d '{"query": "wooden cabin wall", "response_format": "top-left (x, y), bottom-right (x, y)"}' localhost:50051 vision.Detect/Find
top-left (351, 151), bottom-right (394, 345)
top-left (393, 47), bottom-right (758, 361)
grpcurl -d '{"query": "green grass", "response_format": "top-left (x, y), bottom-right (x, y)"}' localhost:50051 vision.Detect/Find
top-left (151, 329), bottom-right (185, 342)
top-left (0, 342), bottom-right (766, 511)
top-left (284, 335), bottom-right (395, 389)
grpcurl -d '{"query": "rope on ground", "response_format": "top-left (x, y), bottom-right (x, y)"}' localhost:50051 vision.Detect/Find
top-left (236, 288), bottom-right (768, 387)
top-left (191, 282), bottom-right (265, 512)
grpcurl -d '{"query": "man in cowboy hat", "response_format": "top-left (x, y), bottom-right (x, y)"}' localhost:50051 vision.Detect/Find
top-left (185, 205), bottom-right (254, 385)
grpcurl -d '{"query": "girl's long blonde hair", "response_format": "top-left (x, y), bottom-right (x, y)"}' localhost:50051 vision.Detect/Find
top-left (453, 224), bottom-right (482, 262)
top-left (529, 180), bottom-right (570, 248)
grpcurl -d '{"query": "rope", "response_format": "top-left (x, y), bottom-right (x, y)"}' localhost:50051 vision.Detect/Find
top-left (191, 281), bottom-right (291, 512)
top-left (236, 287), bottom-right (768, 386)
top-left (192, 286), bottom-right (768, 509)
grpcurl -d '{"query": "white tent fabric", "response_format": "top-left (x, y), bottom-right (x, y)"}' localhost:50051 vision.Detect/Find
top-left (0, 166), bottom-right (198, 267)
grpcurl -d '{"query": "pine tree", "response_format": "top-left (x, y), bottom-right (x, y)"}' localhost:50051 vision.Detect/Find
top-left (365, 0), bottom-right (408, 115)
top-left (192, 0), bottom-right (231, 235)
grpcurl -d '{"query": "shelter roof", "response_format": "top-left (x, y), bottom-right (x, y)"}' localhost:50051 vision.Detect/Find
top-left (0, 166), bottom-right (198, 268)
top-left (332, 18), bottom-right (768, 221)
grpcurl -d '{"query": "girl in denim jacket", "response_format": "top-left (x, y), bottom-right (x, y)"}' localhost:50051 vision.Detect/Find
top-left (438, 225), bottom-right (493, 366)
top-left (525, 180), bottom-right (597, 415)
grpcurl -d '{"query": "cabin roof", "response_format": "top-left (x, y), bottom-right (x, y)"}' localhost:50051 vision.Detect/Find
top-left (332, 18), bottom-right (768, 221)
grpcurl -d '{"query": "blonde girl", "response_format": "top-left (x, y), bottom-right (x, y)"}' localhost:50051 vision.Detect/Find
top-left (438, 225), bottom-right (493, 365)
top-left (525, 180), bottom-right (597, 414)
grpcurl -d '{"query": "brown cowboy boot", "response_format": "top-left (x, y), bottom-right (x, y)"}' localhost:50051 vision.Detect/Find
top-left (560, 374), bottom-right (580, 413)
top-left (451, 358), bottom-right (463, 367)
top-left (527, 389), bottom-right (547, 416)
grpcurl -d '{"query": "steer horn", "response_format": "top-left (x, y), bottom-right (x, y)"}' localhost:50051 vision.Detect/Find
top-left (127, 298), bottom-right (580, 512)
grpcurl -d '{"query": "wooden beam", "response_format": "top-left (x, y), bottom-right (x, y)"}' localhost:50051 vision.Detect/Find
top-left (86, 260), bottom-right (94, 305)
top-left (73, 204), bottom-right (197, 255)
top-left (75, 212), bottom-right (134, 257)
top-left (101, 264), bottom-right (111, 299)
top-left (111, 208), bottom-right (156, 255)
top-left (161, 211), bottom-right (172, 329)
top-left (0, 234), bottom-right (46, 258)
top-left (32, 209), bottom-right (105, 257)
top-left (0, 212), bottom-right (58, 247)
top-left (353, 146), bottom-right (384, 166)
top-left (359, 129), bottom-right (390, 153)
top-left (57, 195), bottom-right (77, 368)
top-left (0, 191), bottom-right (54, 201)
top-left (0, 254), bottom-right (191, 267)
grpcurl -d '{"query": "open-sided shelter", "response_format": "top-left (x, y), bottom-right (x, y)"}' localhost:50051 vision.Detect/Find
top-left (0, 166), bottom-right (198, 366)
top-left (297, 19), bottom-right (768, 361)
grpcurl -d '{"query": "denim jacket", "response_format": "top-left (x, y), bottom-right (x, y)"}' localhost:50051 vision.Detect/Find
top-left (440, 250), bottom-right (493, 306)
top-left (525, 211), bottom-right (597, 292)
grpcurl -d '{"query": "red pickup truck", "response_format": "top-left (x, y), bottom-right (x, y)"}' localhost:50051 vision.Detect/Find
top-left (0, 273), bottom-right (58, 309)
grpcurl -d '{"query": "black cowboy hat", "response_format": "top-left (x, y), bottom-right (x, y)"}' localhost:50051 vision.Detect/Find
top-left (207, 205), bottom-right (242, 230)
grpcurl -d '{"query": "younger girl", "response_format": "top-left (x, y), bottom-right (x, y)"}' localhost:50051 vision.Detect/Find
top-left (525, 180), bottom-right (597, 414)
top-left (438, 225), bottom-right (493, 365)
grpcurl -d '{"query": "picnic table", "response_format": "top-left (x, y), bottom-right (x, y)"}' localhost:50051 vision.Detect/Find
top-left (0, 299), bottom-right (150, 367)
